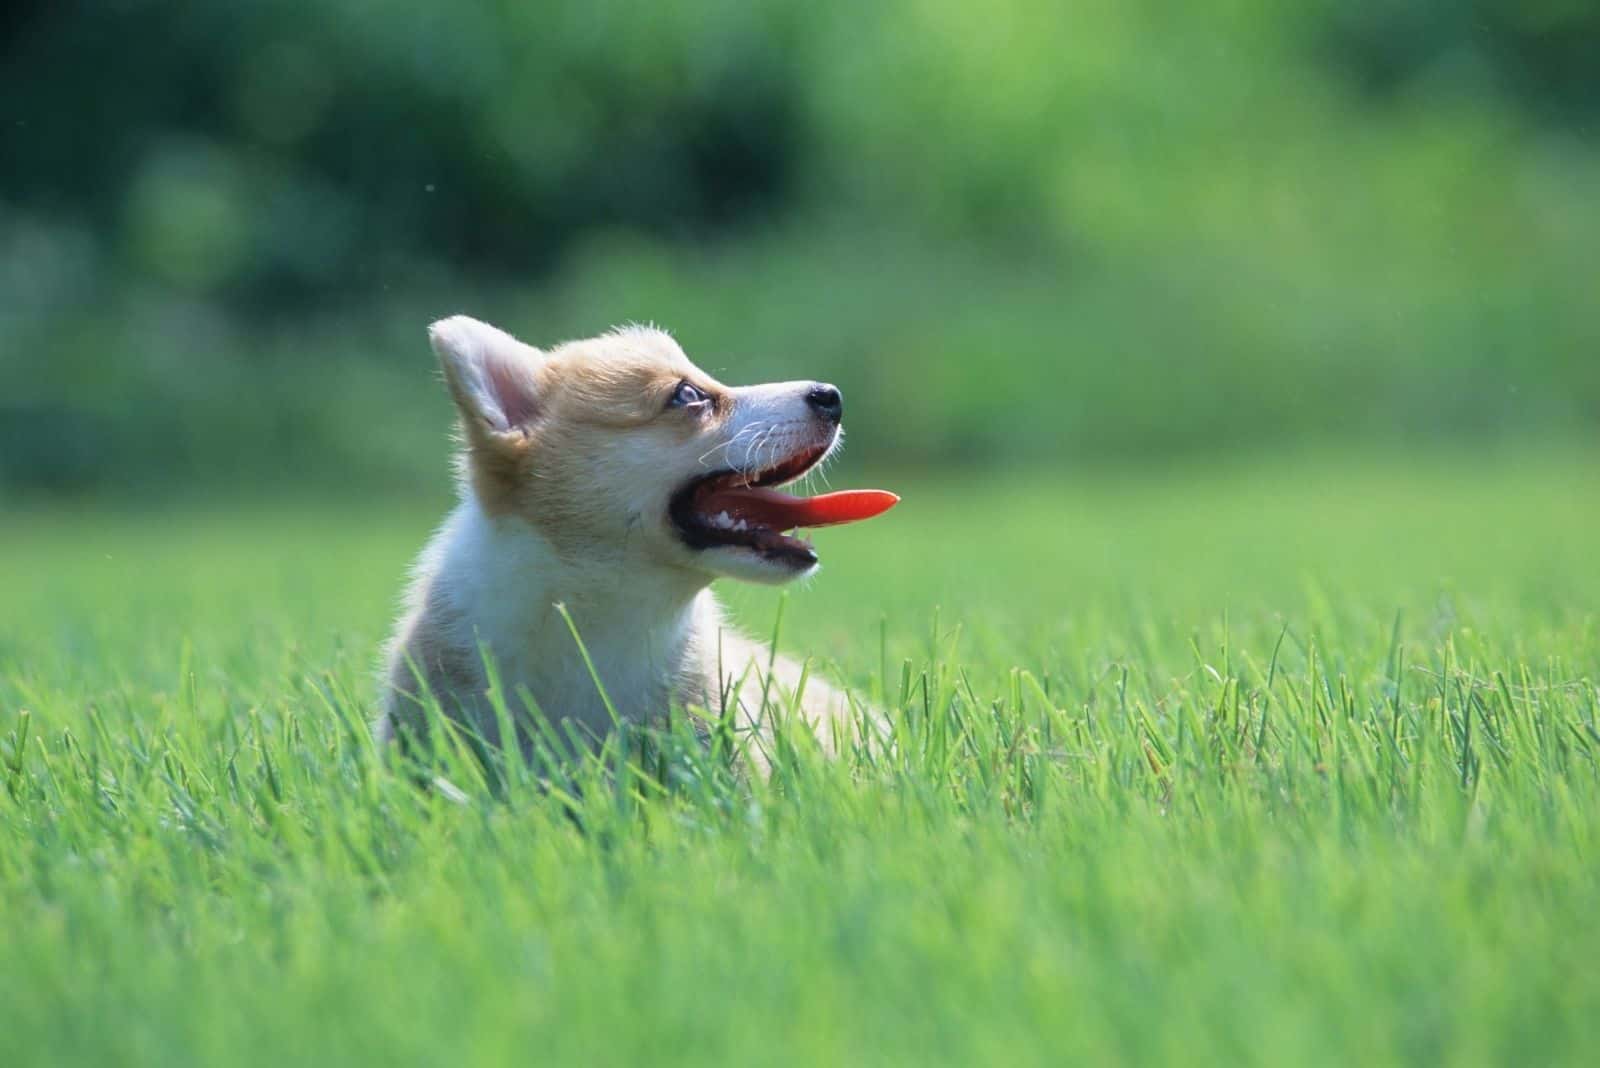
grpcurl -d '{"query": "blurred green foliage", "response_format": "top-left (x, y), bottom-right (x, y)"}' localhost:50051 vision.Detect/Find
top-left (2, 1), bottom-right (1597, 493)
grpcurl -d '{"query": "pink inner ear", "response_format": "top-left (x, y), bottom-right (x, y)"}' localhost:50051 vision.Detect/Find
top-left (487, 359), bottom-right (537, 428)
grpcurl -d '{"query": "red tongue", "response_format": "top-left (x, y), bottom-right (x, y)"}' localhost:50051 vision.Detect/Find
top-left (698, 487), bottom-right (900, 531)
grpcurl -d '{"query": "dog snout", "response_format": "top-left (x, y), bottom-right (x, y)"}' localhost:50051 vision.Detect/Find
top-left (805, 383), bottom-right (842, 424)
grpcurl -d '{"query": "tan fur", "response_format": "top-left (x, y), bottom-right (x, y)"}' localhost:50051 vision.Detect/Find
top-left (516, 343), bottom-right (727, 554)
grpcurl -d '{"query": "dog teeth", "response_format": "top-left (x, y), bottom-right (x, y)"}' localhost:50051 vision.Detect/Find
top-left (706, 510), bottom-right (756, 533)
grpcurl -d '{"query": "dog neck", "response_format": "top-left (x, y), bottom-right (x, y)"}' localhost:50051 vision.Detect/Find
top-left (423, 494), bottom-right (712, 737)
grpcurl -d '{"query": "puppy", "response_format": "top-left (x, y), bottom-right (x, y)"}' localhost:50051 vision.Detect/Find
top-left (377, 317), bottom-right (892, 764)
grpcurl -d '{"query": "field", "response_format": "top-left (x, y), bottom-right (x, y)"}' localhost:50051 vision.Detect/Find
top-left (3, 446), bottom-right (1598, 1066)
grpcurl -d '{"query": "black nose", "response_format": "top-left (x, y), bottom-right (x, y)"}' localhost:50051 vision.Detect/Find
top-left (805, 383), bottom-right (843, 422)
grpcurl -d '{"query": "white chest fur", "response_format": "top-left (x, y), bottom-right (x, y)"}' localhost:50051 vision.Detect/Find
top-left (387, 499), bottom-right (720, 743)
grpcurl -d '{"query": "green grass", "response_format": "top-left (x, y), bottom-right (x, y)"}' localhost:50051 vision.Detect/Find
top-left (3, 447), bottom-right (1599, 1066)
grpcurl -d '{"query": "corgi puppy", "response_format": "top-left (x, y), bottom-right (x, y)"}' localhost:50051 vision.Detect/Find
top-left (377, 316), bottom-right (896, 763)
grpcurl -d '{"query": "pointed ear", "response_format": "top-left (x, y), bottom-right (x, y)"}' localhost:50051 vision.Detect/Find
top-left (428, 316), bottom-right (543, 437)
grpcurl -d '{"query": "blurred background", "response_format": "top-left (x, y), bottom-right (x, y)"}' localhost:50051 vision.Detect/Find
top-left (2, 0), bottom-right (1597, 499)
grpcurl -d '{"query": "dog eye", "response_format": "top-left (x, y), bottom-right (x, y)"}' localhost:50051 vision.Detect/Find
top-left (669, 380), bottom-right (710, 410)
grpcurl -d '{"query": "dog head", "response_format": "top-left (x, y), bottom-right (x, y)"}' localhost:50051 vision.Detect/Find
top-left (429, 316), bottom-right (842, 584)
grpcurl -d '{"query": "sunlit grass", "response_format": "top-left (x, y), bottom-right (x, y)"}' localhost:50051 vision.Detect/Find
top-left (3, 447), bottom-right (1598, 1065)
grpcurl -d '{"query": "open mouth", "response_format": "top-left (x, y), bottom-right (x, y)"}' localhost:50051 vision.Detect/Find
top-left (670, 444), bottom-right (834, 568)
top-left (671, 436), bottom-right (901, 569)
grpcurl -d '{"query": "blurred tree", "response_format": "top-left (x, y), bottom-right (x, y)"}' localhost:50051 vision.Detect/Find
top-left (0, 1), bottom-right (1596, 494)
top-left (1, 2), bottom-right (805, 306)
top-left (1319, 0), bottom-right (1600, 120)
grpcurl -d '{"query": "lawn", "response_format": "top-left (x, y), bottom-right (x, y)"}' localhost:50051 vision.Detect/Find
top-left (3, 446), bottom-right (1598, 1066)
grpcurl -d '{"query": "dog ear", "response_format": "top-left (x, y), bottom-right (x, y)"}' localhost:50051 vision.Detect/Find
top-left (428, 316), bottom-right (543, 437)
